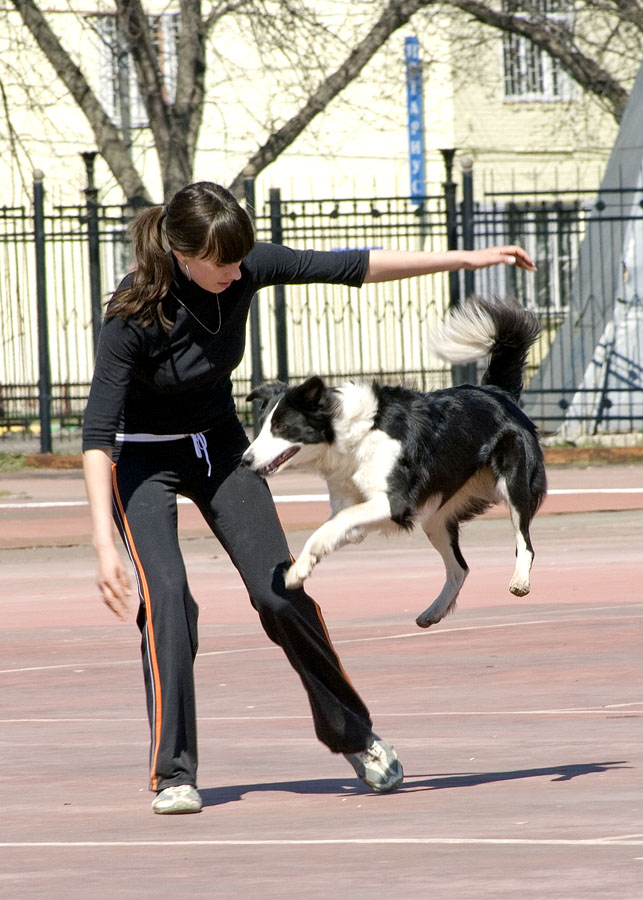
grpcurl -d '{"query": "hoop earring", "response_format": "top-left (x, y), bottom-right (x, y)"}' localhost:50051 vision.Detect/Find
top-left (184, 263), bottom-right (191, 281)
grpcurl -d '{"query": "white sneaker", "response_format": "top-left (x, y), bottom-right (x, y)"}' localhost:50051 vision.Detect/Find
top-left (344, 735), bottom-right (404, 793)
top-left (151, 785), bottom-right (203, 814)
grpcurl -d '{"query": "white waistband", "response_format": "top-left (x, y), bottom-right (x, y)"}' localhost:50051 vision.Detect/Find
top-left (115, 431), bottom-right (212, 477)
top-left (115, 432), bottom-right (188, 442)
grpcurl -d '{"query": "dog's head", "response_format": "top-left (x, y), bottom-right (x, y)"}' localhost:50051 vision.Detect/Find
top-left (245, 380), bottom-right (288, 422)
top-left (242, 376), bottom-right (338, 476)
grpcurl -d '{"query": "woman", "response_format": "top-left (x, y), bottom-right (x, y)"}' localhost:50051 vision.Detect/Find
top-left (82, 181), bottom-right (535, 814)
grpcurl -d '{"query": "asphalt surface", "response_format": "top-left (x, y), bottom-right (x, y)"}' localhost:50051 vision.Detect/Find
top-left (1, 464), bottom-right (642, 899)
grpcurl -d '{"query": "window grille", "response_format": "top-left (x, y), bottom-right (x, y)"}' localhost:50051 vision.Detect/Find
top-left (94, 13), bottom-right (179, 129)
top-left (501, 0), bottom-right (575, 102)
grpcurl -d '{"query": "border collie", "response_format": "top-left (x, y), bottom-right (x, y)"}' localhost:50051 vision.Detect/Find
top-left (242, 297), bottom-right (547, 628)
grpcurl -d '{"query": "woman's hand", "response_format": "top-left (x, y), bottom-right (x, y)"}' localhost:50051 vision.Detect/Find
top-left (95, 542), bottom-right (132, 621)
top-left (83, 447), bottom-right (132, 621)
top-left (461, 245), bottom-right (536, 272)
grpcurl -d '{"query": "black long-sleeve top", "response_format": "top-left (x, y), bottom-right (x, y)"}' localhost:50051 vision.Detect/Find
top-left (82, 242), bottom-right (370, 451)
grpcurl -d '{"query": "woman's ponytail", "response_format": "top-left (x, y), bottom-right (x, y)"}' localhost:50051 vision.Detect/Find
top-left (106, 205), bottom-right (175, 330)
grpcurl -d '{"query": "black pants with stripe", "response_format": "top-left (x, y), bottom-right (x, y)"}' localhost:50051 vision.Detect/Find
top-left (112, 418), bottom-right (373, 792)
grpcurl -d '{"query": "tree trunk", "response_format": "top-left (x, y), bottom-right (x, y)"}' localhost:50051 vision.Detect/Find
top-left (10, 0), bottom-right (150, 202)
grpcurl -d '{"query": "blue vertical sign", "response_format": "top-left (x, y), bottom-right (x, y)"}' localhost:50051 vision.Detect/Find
top-left (405, 36), bottom-right (425, 203)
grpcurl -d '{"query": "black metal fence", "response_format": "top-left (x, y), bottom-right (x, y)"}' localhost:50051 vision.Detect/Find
top-left (1, 167), bottom-right (641, 450)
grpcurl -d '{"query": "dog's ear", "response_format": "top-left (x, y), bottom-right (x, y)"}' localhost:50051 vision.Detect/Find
top-left (289, 375), bottom-right (326, 411)
top-left (246, 381), bottom-right (287, 410)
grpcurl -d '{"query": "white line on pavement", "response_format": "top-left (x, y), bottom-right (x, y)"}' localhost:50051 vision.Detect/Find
top-left (1, 836), bottom-right (642, 847)
top-left (2, 488), bottom-right (643, 510)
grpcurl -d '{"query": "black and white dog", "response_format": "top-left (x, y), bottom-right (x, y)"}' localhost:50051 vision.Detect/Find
top-left (242, 297), bottom-right (547, 628)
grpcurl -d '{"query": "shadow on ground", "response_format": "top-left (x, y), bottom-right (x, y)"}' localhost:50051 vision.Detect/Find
top-left (199, 760), bottom-right (628, 807)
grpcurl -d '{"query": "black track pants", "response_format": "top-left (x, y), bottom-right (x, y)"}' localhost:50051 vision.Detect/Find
top-left (111, 419), bottom-right (373, 792)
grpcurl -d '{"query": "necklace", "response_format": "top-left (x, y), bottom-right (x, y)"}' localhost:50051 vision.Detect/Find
top-left (171, 290), bottom-right (221, 335)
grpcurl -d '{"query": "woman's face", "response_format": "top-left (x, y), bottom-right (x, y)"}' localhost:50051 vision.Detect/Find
top-left (175, 253), bottom-right (242, 294)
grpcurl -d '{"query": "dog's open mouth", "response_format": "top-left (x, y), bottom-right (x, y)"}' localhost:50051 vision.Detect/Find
top-left (257, 446), bottom-right (300, 477)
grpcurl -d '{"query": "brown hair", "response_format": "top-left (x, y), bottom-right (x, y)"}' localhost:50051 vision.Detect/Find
top-left (106, 182), bottom-right (255, 330)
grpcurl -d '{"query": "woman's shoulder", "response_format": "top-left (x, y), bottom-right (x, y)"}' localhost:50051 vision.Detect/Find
top-left (242, 241), bottom-right (307, 279)
top-left (243, 241), bottom-right (281, 266)
top-left (101, 303), bottom-right (152, 347)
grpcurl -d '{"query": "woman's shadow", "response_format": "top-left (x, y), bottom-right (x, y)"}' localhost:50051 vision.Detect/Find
top-left (199, 759), bottom-right (628, 807)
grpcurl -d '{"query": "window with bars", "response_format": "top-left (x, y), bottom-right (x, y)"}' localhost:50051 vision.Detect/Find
top-left (502, 203), bottom-right (580, 314)
top-left (94, 13), bottom-right (179, 129)
top-left (502, 0), bottom-right (574, 102)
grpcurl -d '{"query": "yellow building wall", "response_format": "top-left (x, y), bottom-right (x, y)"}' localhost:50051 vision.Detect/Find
top-left (0, 3), bottom-right (626, 207)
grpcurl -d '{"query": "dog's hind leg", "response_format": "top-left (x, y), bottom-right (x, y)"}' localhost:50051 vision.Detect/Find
top-left (492, 430), bottom-right (546, 598)
top-left (415, 516), bottom-right (469, 628)
top-left (506, 501), bottom-right (534, 597)
top-left (497, 475), bottom-right (535, 597)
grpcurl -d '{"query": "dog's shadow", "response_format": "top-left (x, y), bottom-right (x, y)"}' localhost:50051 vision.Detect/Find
top-left (199, 760), bottom-right (627, 808)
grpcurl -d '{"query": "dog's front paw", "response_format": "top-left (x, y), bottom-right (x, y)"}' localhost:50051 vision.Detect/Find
top-left (284, 565), bottom-right (304, 589)
top-left (285, 555), bottom-right (316, 589)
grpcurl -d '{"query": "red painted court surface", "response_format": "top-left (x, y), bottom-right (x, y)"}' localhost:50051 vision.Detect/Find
top-left (1, 465), bottom-right (642, 899)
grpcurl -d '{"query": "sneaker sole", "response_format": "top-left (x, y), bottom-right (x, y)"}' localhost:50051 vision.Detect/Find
top-left (152, 801), bottom-right (202, 814)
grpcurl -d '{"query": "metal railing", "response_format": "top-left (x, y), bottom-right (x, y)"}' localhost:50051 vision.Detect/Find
top-left (1, 168), bottom-right (641, 449)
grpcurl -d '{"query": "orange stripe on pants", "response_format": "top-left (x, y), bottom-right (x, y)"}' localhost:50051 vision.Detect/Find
top-left (111, 464), bottom-right (164, 791)
top-left (274, 504), bottom-right (359, 694)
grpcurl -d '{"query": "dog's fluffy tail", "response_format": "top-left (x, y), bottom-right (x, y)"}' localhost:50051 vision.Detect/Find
top-left (431, 296), bottom-right (540, 400)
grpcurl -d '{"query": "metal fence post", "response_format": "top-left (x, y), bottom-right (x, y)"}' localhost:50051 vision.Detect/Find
top-left (269, 188), bottom-right (289, 383)
top-left (33, 170), bottom-right (52, 453)
top-left (440, 148), bottom-right (460, 312)
top-left (460, 156), bottom-right (477, 384)
top-left (244, 177), bottom-right (264, 436)
top-left (82, 152), bottom-right (103, 354)
top-left (461, 156), bottom-right (475, 298)
top-left (441, 149), bottom-right (469, 386)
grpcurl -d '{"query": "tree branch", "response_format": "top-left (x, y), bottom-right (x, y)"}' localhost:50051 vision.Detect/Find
top-left (445, 0), bottom-right (630, 119)
top-left (177, 0), bottom-right (206, 162)
top-left (204, 0), bottom-right (256, 32)
top-left (605, 0), bottom-right (643, 32)
top-left (9, 0), bottom-right (150, 202)
top-left (228, 0), bottom-right (434, 196)
top-left (115, 0), bottom-right (206, 195)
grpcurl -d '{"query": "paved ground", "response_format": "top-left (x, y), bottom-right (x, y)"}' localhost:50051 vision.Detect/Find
top-left (1, 464), bottom-right (642, 898)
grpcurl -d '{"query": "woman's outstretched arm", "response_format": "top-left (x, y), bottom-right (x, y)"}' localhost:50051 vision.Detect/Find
top-left (364, 246), bottom-right (536, 283)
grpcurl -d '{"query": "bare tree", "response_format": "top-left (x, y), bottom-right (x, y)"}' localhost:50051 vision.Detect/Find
top-left (445, 0), bottom-right (633, 119)
top-left (5, 0), bottom-right (641, 202)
